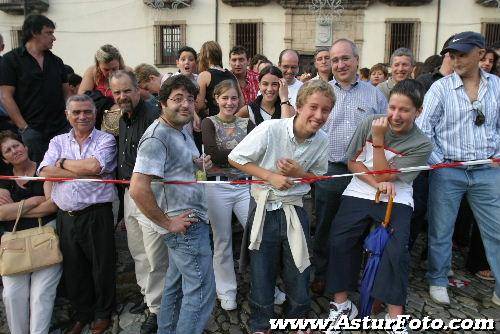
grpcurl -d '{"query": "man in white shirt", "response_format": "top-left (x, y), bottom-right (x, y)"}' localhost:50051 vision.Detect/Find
top-left (278, 49), bottom-right (303, 108)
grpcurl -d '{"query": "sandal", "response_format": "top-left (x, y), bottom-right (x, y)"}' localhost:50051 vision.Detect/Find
top-left (475, 270), bottom-right (495, 281)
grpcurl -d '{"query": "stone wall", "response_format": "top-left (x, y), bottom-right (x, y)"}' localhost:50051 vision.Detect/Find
top-left (285, 8), bottom-right (365, 56)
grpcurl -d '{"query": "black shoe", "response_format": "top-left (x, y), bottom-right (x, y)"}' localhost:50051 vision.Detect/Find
top-left (129, 300), bottom-right (147, 314)
top-left (140, 313), bottom-right (158, 334)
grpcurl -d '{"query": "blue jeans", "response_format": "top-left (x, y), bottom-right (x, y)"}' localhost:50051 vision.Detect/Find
top-left (248, 206), bottom-right (311, 332)
top-left (157, 222), bottom-right (216, 334)
top-left (427, 165), bottom-right (500, 296)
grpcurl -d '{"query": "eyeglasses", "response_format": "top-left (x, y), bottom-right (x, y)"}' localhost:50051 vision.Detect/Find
top-left (471, 100), bottom-right (485, 126)
top-left (168, 96), bottom-right (195, 104)
top-left (331, 56), bottom-right (353, 65)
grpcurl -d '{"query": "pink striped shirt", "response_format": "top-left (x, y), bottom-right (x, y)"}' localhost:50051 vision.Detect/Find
top-left (38, 128), bottom-right (117, 211)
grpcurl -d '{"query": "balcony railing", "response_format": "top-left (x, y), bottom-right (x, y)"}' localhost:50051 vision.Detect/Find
top-left (0, 0), bottom-right (49, 15)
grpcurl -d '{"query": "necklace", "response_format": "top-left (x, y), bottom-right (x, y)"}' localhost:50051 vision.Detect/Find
top-left (215, 114), bottom-right (236, 124)
top-left (160, 116), bottom-right (187, 140)
top-left (160, 115), bottom-right (182, 131)
top-left (260, 104), bottom-right (275, 116)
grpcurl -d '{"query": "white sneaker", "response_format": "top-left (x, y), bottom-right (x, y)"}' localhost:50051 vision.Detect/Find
top-left (220, 298), bottom-right (237, 311)
top-left (429, 285), bottom-right (450, 305)
top-left (325, 299), bottom-right (358, 334)
top-left (274, 286), bottom-right (286, 305)
top-left (492, 291), bottom-right (500, 307)
top-left (385, 313), bottom-right (409, 334)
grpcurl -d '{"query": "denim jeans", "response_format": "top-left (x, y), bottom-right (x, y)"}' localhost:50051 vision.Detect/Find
top-left (427, 165), bottom-right (500, 296)
top-left (313, 162), bottom-right (351, 280)
top-left (157, 222), bottom-right (216, 334)
top-left (248, 206), bottom-right (311, 332)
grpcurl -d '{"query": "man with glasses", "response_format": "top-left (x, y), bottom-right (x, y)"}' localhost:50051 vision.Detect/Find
top-left (312, 38), bottom-right (387, 296)
top-left (130, 74), bottom-right (215, 333)
top-left (278, 49), bottom-right (303, 108)
top-left (417, 31), bottom-right (500, 307)
top-left (110, 70), bottom-right (163, 333)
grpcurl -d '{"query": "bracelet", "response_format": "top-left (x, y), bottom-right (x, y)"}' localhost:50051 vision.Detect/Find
top-left (280, 100), bottom-right (292, 106)
top-left (60, 158), bottom-right (66, 169)
top-left (372, 144), bottom-right (384, 149)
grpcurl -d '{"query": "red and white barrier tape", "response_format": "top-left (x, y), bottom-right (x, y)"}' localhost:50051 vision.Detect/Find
top-left (0, 158), bottom-right (498, 186)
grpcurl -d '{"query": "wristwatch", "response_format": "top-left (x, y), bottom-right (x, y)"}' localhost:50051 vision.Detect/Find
top-left (59, 158), bottom-right (67, 169)
top-left (280, 100), bottom-right (292, 106)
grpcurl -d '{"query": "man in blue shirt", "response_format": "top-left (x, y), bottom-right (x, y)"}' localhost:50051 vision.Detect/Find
top-left (312, 38), bottom-right (387, 295)
top-left (417, 31), bottom-right (500, 307)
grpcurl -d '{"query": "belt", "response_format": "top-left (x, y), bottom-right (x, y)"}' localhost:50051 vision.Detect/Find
top-left (207, 175), bottom-right (251, 182)
top-left (328, 161), bottom-right (347, 166)
top-left (63, 202), bottom-right (112, 217)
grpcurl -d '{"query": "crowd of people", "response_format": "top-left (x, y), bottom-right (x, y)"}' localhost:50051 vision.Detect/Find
top-left (0, 13), bottom-right (498, 334)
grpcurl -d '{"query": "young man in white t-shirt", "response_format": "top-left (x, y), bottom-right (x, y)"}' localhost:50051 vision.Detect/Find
top-left (228, 79), bottom-right (335, 334)
top-left (325, 79), bottom-right (432, 334)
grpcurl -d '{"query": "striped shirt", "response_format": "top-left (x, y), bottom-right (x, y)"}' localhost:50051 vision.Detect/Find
top-left (416, 70), bottom-right (500, 164)
top-left (38, 128), bottom-right (118, 211)
top-left (323, 77), bottom-right (388, 163)
top-left (240, 69), bottom-right (260, 104)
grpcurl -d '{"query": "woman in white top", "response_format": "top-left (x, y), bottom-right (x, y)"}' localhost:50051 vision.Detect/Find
top-left (236, 66), bottom-right (295, 125)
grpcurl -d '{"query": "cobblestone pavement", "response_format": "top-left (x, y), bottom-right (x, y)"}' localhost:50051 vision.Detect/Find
top-left (0, 215), bottom-right (498, 334)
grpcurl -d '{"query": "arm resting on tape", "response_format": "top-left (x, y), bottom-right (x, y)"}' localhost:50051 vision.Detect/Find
top-left (0, 182), bottom-right (57, 220)
top-left (228, 159), bottom-right (294, 191)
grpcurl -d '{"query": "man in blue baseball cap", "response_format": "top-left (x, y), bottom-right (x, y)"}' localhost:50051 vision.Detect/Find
top-left (417, 31), bottom-right (500, 307)
top-left (440, 31), bottom-right (485, 55)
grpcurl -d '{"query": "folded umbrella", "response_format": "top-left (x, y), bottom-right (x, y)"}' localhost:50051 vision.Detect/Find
top-left (359, 191), bottom-right (394, 318)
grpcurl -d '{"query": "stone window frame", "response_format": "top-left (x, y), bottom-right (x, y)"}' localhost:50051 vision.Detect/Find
top-left (384, 18), bottom-right (421, 63)
top-left (229, 19), bottom-right (263, 59)
top-left (153, 20), bottom-right (187, 67)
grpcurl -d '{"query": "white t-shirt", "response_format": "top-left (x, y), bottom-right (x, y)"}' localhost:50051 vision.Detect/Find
top-left (288, 79), bottom-right (303, 108)
top-left (248, 105), bottom-right (272, 125)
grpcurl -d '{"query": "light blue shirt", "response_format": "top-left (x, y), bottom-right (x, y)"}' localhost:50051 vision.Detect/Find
top-left (416, 70), bottom-right (500, 164)
top-left (323, 77), bottom-right (387, 163)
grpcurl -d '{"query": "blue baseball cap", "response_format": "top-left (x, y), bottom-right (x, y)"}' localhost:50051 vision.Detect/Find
top-left (440, 31), bottom-right (485, 55)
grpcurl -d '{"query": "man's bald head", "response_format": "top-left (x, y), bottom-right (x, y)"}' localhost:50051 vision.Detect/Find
top-left (278, 49), bottom-right (300, 84)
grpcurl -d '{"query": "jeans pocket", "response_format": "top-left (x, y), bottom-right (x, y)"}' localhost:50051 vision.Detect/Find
top-left (164, 232), bottom-right (178, 249)
top-left (179, 223), bottom-right (212, 256)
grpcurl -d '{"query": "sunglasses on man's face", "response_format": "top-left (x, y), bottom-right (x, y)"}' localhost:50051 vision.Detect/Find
top-left (471, 100), bottom-right (485, 126)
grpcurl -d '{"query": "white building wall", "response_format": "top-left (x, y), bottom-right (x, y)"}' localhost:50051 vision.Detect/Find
top-left (217, 1), bottom-right (286, 66)
top-left (0, 0), bottom-right (286, 76)
top-left (361, 0), bottom-right (500, 67)
top-left (1, 0), bottom-right (498, 74)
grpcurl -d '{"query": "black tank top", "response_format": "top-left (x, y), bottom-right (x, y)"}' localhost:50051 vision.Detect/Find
top-left (205, 68), bottom-right (238, 117)
top-left (2, 166), bottom-right (55, 232)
